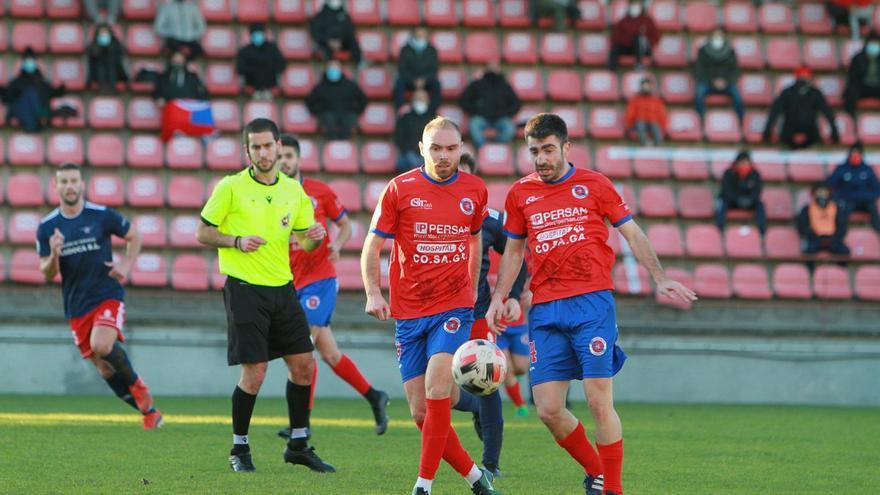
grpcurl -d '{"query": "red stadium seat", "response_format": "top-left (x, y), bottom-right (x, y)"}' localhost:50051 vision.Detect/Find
top-left (0, 24), bottom-right (7, 52)
top-left (772, 263), bottom-right (812, 299)
top-left (127, 135), bottom-right (163, 168)
top-left (684, 1), bottom-right (717, 32)
top-left (465, 32), bottom-right (500, 63)
top-left (280, 65), bottom-right (316, 99)
top-left (326, 179), bottom-right (362, 213)
top-left (486, 182), bottom-right (509, 211)
top-left (787, 153), bottom-right (826, 183)
top-left (463, 0), bottom-right (495, 27)
top-left (820, 112), bottom-right (857, 146)
top-left (278, 29), bottom-right (312, 60)
top-left (652, 35), bottom-right (689, 68)
top-left (671, 151), bottom-right (709, 180)
top-left (130, 253), bottom-right (168, 287)
top-left (677, 185), bottom-right (714, 219)
top-left (363, 179), bottom-right (388, 211)
top-left (199, 0), bottom-right (233, 22)
top-left (566, 143), bottom-right (591, 170)
top-left (126, 24), bottom-right (161, 56)
top-left (803, 39), bottom-right (840, 71)
top-left (243, 101), bottom-right (279, 124)
top-left (336, 257), bottom-right (364, 289)
top-left (658, 72), bottom-right (694, 105)
top-left (632, 151), bottom-right (670, 179)
top-left (49, 23), bottom-right (84, 54)
top-left (589, 107), bottom-right (625, 139)
top-left (358, 67), bottom-right (392, 99)
top-left (816, 75), bottom-right (845, 107)
top-left (127, 97), bottom-right (161, 130)
top-left (499, 0), bottom-right (530, 27)
top-left (858, 114), bottom-right (880, 145)
top-left (7, 173), bottom-right (44, 207)
top-left (347, 0), bottom-right (381, 24)
top-left (638, 185), bottom-right (676, 217)
top-left (547, 70), bottom-right (580, 102)
top-left (649, 0), bottom-right (682, 31)
top-left (694, 263), bottom-right (732, 298)
top-left (759, 3), bottom-right (794, 33)
top-left (613, 264), bottom-right (652, 295)
top-left (10, 249), bottom-right (44, 284)
top-left (128, 60), bottom-right (162, 93)
top-left (167, 176), bottom-right (205, 209)
top-left (358, 30), bottom-right (388, 62)
top-left (123, 0), bottom-right (157, 19)
top-left (273, 0), bottom-right (307, 22)
top-left (439, 104), bottom-right (468, 134)
top-left (732, 264), bottom-right (772, 299)
top-left (766, 39), bottom-right (801, 70)
top-left (89, 97), bottom-right (125, 129)
top-left (87, 174), bottom-right (124, 207)
top-left (431, 31), bottom-right (464, 63)
top-left (204, 63), bottom-right (239, 96)
top-left (169, 215), bottom-right (202, 248)
top-left (237, 0), bottom-right (269, 22)
top-left (206, 137), bottom-right (242, 170)
top-left (8, 133), bottom-right (45, 166)
top-left (9, 212), bottom-right (41, 244)
top-left (576, 0), bottom-right (606, 29)
top-left (656, 267), bottom-right (694, 309)
top-left (508, 68), bottom-right (544, 102)
top-left (211, 100), bottom-right (241, 132)
top-left (846, 228), bottom-right (880, 260)
top-left (541, 33), bottom-right (575, 65)
top-left (739, 73), bottom-right (772, 106)
top-left (387, 0), bottom-right (420, 25)
top-left (132, 214), bottom-right (167, 247)
top-left (855, 265), bottom-right (880, 300)
top-left (297, 139), bottom-right (321, 173)
top-left (210, 257), bottom-right (225, 290)
top-left (425, 0), bottom-right (457, 26)
top-left (340, 217), bottom-right (367, 250)
top-left (764, 226), bottom-right (800, 259)
top-left (667, 109), bottom-right (702, 142)
top-left (578, 34), bottom-right (610, 66)
top-left (594, 146), bottom-right (631, 178)
top-left (724, 225), bottom-right (763, 258)
top-left (583, 70), bottom-right (620, 102)
top-left (87, 134), bottom-right (123, 167)
top-left (799, 2), bottom-right (833, 34)
top-left (47, 133), bottom-right (83, 165)
top-left (166, 137), bottom-right (203, 169)
top-left (503, 32), bottom-right (537, 64)
top-left (358, 103), bottom-right (395, 135)
top-left (322, 141), bottom-right (359, 173)
top-left (477, 144), bottom-right (514, 176)
top-left (723, 2), bottom-right (757, 32)
top-left (12, 22), bottom-right (47, 53)
top-left (731, 36), bottom-right (764, 69)
top-left (171, 254), bottom-right (209, 291)
top-left (51, 58), bottom-right (86, 91)
top-left (763, 187), bottom-right (793, 220)
top-left (813, 265), bottom-right (852, 299)
top-left (773, 73), bottom-right (795, 96)
top-left (742, 111), bottom-right (768, 144)
top-left (686, 224), bottom-right (723, 257)
top-left (10, 0), bottom-right (43, 16)
top-left (704, 110), bottom-right (742, 143)
top-left (438, 68), bottom-right (467, 99)
top-left (550, 106), bottom-right (584, 139)
top-left (647, 223), bottom-right (684, 257)
top-left (361, 141), bottom-right (396, 174)
top-left (281, 101), bottom-right (317, 134)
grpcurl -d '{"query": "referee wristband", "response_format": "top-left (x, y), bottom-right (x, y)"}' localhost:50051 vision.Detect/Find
top-left (234, 236), bottom-right (241, 250)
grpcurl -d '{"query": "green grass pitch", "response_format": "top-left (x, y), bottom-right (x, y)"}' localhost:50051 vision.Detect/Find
top-left (0, 394), bottom-right (877, 494)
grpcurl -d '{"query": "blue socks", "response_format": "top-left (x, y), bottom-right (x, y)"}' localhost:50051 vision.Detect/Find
top-left (104, 372), bottom-right (139, 411)
top-left (453, 390), bottom-right (480, 413)
top-left (101, 343), bottom-right (138, 386)
top-left (479, 390), bottom-right (504, 470)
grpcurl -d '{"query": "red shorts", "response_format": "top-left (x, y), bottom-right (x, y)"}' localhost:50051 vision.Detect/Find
top-left (68, 300), bottom-right (126, 359)
top-left (469, 318), bottom-right (495, 343)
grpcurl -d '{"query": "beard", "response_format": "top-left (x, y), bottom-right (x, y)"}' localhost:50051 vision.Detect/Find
top-left (61, 190), bottom-right (81, 206)
top-left (536, 157), bottom-right (566, 182)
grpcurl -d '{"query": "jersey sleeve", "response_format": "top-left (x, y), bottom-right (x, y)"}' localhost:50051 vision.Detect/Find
top-left (201, 177), bottom-right (232, 227)
top-left (291, 183), bottom-right (316, 232)
top-left (502, 186), bottom-right (527, 239)
top-left (471, 182), bottom-right (489, 235)
top-left (598, 177), bottom-right (633, 228)
top-left (370, 180), bottom-right (398, 239)
top-left (36, 222), bottom-right (51, 257)
top-left (324, 187), bottom-right (347, 222)
top-left (103, 208), bottom-right (131, 238)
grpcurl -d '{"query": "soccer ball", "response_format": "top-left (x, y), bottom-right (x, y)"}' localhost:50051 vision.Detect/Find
top-left (451, 339), bottom-right (508, 396)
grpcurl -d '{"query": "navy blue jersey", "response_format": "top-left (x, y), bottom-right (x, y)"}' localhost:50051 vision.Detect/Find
top-left (36, 202), bottom-right (129, 319)
top-left (475, 209), bottom-right (527, 320)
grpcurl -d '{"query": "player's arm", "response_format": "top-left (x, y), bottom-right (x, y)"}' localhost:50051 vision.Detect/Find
top-left (617, 219), bottom-right (697, 302)
top-left (105, 223), bottom-right (142, 281)
top-left (291, 184), bottom-right (325, 252)
top-left (38, 228), bottom-right (65, 281)
top-left (292, 224), bottom-right (326, 252)
top-left (327, 214), bottom-right (352, 261)
top-left (468, 231), bottom-right (482, 301)
top-left (487, 236), bottom-right (526, 332)
top-left (360, 232), bottom-right (391, 320)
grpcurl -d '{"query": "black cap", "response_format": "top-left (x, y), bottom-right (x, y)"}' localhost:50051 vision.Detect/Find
top-left (733, 150), bottom-right (751, 163)
top-left (250, 23), bottom-right (265, 33)
top-left (23, 46), bottom-right (35, 58)
top-left (850, 140), bottom-right (865, 154)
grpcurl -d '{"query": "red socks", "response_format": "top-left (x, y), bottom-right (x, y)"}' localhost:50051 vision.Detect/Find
top-left (418, 398), bottom-right (451, 479)
top-left (331, 354), bottom-right (372, 396)
top-left (598, 439), bottom-right (624, 494)
top-left (308, 360), bottom-right (318, 410)
top-left (505, 382), bottom-right (526, 407)
top-left (440, 426), bottom-right (475, 476)
top-left (556, 422), bottom-right (604, 477)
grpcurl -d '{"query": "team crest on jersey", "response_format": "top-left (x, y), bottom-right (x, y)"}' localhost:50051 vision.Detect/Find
top-left (571, 184), bottom-right (589, 199)
top-left (306, 295), bottom-right (320, 310)
top-left (444, 317), bottom-right (461, 334)
top-left (459, 197), bottom-right (475, 215)
top-left (589, 337), bottom-right (607, 356)
top-left (281, 213), bottom-right (290, 228)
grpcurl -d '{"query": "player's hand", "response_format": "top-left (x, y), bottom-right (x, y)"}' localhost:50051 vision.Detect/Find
top-left (305, 223), bottom-right (327, 242)
top-left (328, 244), bottom-right (341, 263)
top-left (49, 228), bottom-right (65, 255)
top-left (104, 259), bottom-right (131, 282)
top-left (365, 293), bottom-right (391, 321)
top-left (238, 236), bottom-right (266, 252)
top-left (486, 297), bottom-right (508, 335)
top-left (502, 298), bottom-right (522, 323)
top-left (656, 277), bottom-right (698, 303)
top-left (520, 288), bottom-right (532, 310)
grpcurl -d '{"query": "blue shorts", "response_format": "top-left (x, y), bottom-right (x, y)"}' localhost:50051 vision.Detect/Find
top-left (395, 307), bottom-right (474, 383)
top-left (497, 323), bottom-right (530, 357)
top-left (297, 278), bottom-right (338, 328)
top-left (528, 290), bottom-right (627, 386)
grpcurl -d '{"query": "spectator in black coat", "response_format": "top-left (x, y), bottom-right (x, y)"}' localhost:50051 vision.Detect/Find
top-left (763, 67), bottom-right (839, 150)
top-left (309, 0), bottom-right (362, 65)
top-left (797, 182), bottom-right (850, 257)
top-left (393, 26), bottom-right (441, 113)
top-left (844, 32), bottom-right (880, 118)
top-left (154, 50), bottom-right (209, 141)
top-left (693, 28), bottom-right (744, 126)
top-left (459, 61), bottom-right (521, 149)
top-left (306, 60), bottom-right (367, 140)
top-left (2, 48), bottom-right (65, 132)
top-left (87, 23), bottom-right (128, 93)
top-left (530, 0), bottom-right (580, 31)
top-left (714, 150), bottom-right (767, 235)
top-left (394, 89), bottom-right (434, 172)
top-left (236, 23), bottom-right (286, 100)
top-left (828, 141), bottom-right (880, 235)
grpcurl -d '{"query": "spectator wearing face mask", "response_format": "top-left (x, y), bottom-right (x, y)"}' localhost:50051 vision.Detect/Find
top-left (608, 0), bottom-right (660, 70)
top-left (393, 26), bottom-right (441, 113)
top-left (828, 141), bottom-right (880, 235)
top-left (459, 60), bottom-right (521, 149)
top-left (394, 89), bottom-right (435, 172)
top-left (844, 32), bottom-right (880, 119)
top-left (694, 27), bottom-right (744, 128)
top-left (236, 23), bottom-right (286, 100)
top-left (2, 47), bottom-right (66, 133)
top-left (154, 50), bottom-right (211, 141)
top-left (763, 67), bottom-right (839, 150)
top-left (309, 0), bottom-right (362, 66)
top-left (306, 60), bottom-right (367, 140)
top-left (154, 0), bottom-right (206, 60)
top-left (624, 77), bottom-right (666, 146)
top-left (715, 150), bottom-right (767, 236)
top-left (797, 182), bottom-right (850, 258)
top-left (84, 0), bottom-right (121, 25)
top-left (87, 23), bottom-right (128, 93)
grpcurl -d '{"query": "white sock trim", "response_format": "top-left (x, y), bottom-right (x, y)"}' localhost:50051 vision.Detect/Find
top-left (465, 464), bottom-right (483, 485)
top-left (289, 427), bottom-right (308, 439)
top-left (233, 434), bottom-right (249, 445)
top-left (415, 477), bottom-right (433, 492)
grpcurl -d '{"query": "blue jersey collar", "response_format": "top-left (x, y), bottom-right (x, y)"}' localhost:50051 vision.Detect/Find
top-left (546, 163), bottom-right (576, 184)
top-left (420, 166), bottom-right (459, 185)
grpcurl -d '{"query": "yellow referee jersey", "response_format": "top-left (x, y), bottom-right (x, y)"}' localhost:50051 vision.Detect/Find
top-left (201, 168), bottom-right (315, 287)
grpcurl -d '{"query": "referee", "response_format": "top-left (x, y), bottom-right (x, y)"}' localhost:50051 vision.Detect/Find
top-left (197, 118), bottom-right (335, 473)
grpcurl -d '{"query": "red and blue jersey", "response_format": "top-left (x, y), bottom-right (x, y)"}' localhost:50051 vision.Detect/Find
top-left (503, 166), bottom-right (632, 305)
top-left (371, 167), bottom-right (488, 320)
top-left (289, 177), bottom-right (347, 290)
top-left (36, 202), bottom-right (130, 319)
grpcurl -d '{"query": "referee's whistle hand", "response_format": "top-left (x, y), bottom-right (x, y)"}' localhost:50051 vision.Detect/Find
top-left (365, 295), bottom-right (391, 321)
top-left (239, 236), bottom-right (266, 252)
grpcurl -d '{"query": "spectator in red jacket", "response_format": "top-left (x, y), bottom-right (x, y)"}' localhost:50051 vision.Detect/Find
top-left (624, 77), bottom-right (666, 145)
top-left (608, 0), bottom-right (660, 70)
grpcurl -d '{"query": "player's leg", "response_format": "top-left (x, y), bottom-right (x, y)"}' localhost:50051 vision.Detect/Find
top-left (89, 355), bottom-right (137, 411)
top-left (501, 332), bottom-right (529, 415)
top-left (583, 378), bottom-right (623, 495)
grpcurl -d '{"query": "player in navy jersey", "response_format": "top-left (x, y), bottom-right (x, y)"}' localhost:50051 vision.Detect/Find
top-left (36, 163), bottom-right (162, 429)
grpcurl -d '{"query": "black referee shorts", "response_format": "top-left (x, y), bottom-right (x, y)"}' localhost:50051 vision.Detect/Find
top-left (223, 277), bottom-right (314, 366)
